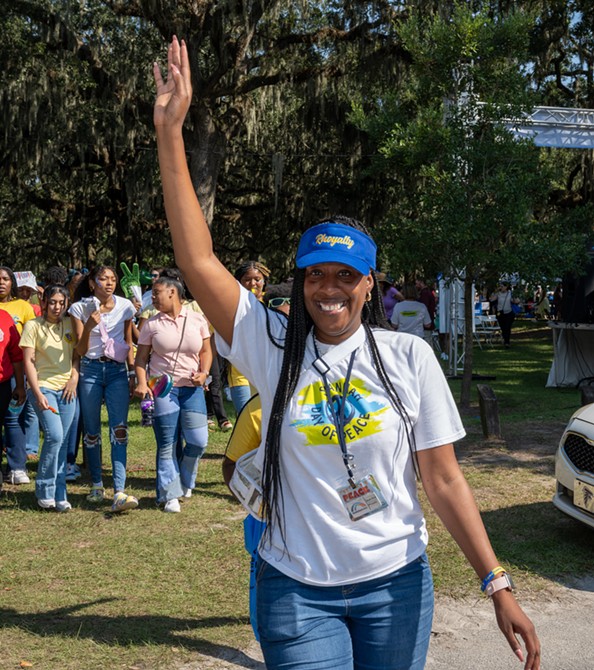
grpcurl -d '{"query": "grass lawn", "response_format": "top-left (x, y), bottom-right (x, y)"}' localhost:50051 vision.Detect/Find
top-left (1, 321), bottom-right (592, 669)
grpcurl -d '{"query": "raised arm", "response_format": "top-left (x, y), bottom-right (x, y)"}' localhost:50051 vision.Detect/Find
top-left (153, 37), bottom-right (239, 346)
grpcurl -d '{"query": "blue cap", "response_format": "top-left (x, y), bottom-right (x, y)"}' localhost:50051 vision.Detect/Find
top-left (295, 222), bottom-right (377, 276)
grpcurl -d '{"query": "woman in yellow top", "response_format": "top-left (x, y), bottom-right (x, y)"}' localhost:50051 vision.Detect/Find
top-left (0, 265), bottom-right (36, 485)
top-left (20, 285), bottom-right (79, 511)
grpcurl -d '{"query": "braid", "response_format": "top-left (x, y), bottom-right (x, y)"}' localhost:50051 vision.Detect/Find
top-left (260, 298), bottom-right (288, 350)
top-left (363, 323), bottom-right (419, 476)
top-left (261, 269), bottom-right (311, 548)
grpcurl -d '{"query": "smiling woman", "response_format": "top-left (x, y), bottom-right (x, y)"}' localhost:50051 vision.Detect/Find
top-left (152, 36), bottom-right (541, 670)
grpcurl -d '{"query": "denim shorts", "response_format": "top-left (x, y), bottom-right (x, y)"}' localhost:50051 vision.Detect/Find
top-left (256, 553), bottom-right (434, 670)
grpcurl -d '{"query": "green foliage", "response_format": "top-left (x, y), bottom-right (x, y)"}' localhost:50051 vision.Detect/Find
top-left (0, 0), bottom-right (166, 269)
top-left (1, 0), bottom-right (594, 282)
top-left (356, 3), bottom-right (593, 283)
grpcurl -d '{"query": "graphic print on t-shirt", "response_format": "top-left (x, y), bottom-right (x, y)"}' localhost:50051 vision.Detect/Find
top-left (291, 376), bottom-right (388, 445)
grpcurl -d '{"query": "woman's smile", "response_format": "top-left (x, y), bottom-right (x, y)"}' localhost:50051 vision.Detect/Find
top-left (315, 300), bottom-right (348, 314)
top-left (303, 263), bottom-right (372, 344)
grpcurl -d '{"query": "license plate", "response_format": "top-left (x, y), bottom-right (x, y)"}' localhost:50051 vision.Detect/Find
top-left (574, 479), bottom-right (594, 513)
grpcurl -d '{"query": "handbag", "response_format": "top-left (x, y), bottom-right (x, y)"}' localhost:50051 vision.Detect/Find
top-left (147, 314), bottom-right (187, 396)
top-left (98, 319), bottom-right (130, 363)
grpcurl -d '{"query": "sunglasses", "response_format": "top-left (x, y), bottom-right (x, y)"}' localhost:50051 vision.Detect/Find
top-left (268, 297), bottom-right (291, 308)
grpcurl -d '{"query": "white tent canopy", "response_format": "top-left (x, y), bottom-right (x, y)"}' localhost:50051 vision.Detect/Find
top-left (441, 104), bottom-right (594, 375)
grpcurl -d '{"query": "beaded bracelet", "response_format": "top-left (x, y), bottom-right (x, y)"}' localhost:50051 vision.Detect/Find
top-left (481, 566), bottom-right (506, 592)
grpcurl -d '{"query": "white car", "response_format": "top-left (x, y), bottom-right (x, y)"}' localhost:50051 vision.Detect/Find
top-left (553, 403), bottom-right (594, 530)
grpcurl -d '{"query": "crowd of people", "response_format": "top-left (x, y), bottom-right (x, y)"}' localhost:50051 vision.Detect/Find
top-left (0, 262), bottom-right (253, 514)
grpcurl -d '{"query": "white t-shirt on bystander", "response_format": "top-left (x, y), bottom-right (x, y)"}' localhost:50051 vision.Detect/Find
top-left (69, 295), bottom-right (136, 359)
top-left (391, 300), bottom-right (432, 338)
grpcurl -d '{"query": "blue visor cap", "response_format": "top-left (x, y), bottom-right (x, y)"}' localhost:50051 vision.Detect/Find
top-left (295, 223), bottom-right (377, 276)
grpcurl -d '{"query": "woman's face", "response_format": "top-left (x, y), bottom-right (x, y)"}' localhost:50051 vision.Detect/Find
top-left (240, 268), bottom-right (265, 298)
top-left (152, 283), bottom-right (177, 313)
top-left (18, 286), bottom-right (34, 302)
top-left (91, 269), bottom-right (117, 299)
top-left (44, 292), bottom-right (68, 323)
top-left (0, 270), bottom-right (13, 301)
top-left (303, 262), bottom-right (373, 345)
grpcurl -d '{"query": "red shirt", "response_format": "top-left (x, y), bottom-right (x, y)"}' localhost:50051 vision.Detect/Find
top-left (0, 309), bottom-right (23, 382)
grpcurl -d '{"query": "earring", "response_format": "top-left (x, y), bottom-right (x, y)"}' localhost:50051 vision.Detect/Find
top-left (366, 292), bottom-right (372, 302)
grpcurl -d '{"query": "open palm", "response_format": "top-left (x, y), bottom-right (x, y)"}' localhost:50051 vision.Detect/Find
top-left (153, 36), bottom-right (193, 129)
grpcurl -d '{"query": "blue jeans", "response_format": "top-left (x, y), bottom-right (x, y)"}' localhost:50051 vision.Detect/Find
top-left (78, 357), bottom-right (130, 492)
top-left (256, 554), bottom-right (434, 670)
top-left (152, 386), bottom-right (208, 502)
top-left (244, 515), bottom-right (267, 641)
top-left (31, 388), bottom-right (77, 502)
top-left (230, 384), bottom-right (252, 415)
top-left (23, 398), bottom-right (40, 456)
top-left (3, 376), bottom-right (27, 472)
top-left (65, 397), bottom-right (82, 465)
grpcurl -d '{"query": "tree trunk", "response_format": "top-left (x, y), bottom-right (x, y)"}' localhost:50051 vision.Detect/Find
top-left (187, 107), bottom-right (227, 227)
top-left (460, 274), bottom-right (475, 408)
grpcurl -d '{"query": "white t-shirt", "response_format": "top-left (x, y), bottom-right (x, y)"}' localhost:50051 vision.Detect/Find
top-left (69, 296), bottom-right (136, 359)
top-left (217, 288), bottom-right (465, 587)
top-left (141, 289), bottom-right (153, 311)
top-left (391, 300), bottom-right (432, 338)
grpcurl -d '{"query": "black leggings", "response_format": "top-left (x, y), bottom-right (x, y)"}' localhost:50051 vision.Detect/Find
top-left (205, 354), bottom-right (229, 425)
top-left (496, 311), bottom-right (515, 345)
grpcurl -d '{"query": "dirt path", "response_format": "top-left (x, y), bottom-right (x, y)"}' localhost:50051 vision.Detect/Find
top-left (178, 419), bottom-right (594, 669)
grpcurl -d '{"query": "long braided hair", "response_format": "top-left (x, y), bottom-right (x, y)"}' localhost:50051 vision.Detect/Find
top-left (261, 215), bottom-right (418, 547)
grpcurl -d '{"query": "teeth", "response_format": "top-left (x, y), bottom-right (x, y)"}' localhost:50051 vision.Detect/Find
top-left (319, 302), bottom-right (345, 312)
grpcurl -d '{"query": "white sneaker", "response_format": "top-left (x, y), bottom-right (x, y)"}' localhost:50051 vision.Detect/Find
top-left (38, 498), bottom-right (56, 510)
top-left (163, 499), bottom-right (181, 513)
top-left (8, 470), bottom-right (30, 485)
top-left (181, 487), bottom-right (192, 499)
top-left (56, 500), bottom-right (72, 513)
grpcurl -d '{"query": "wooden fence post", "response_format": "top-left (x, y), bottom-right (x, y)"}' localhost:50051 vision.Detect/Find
top-left (477, 384), bottom-right (501, 440)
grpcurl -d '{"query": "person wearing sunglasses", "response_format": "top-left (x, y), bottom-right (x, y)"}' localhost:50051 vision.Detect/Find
top-left (140, 267), bottom-right (165, 316)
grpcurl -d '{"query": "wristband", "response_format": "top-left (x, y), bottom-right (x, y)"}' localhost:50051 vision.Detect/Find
top-left (127, 371), bottom-right (137, 378)
top-left (485, 573), bottom-right (515, 597)
top-left (481, 566), bottom-right (506, 592)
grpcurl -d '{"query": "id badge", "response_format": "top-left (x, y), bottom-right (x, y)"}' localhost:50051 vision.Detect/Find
top-left (337, 473), bottom-right (388, 521)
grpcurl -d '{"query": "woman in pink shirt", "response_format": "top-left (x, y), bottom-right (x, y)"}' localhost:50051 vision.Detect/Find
top-left (134, 272), bottom-right (212, 513)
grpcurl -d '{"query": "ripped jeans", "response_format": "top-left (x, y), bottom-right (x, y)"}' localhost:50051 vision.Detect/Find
top-left (78, 357), bottom-right (130, 492)
top-left (152, 386), bottom-right (208, 502)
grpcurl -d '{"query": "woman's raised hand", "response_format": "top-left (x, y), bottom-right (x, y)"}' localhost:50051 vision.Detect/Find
top-left (153, 36), bottom-right (193, 130)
